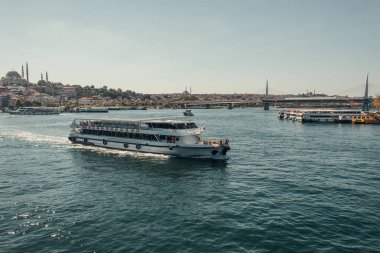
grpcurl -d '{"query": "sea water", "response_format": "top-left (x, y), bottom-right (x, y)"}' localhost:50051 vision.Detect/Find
top-left (0, 109), bottom-right (379, 252)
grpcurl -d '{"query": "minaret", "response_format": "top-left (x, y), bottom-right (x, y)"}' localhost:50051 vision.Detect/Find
top-left (190, 86), bottom-right (192, 95)
top-left (26, 62), bottom-right (29, 82)
top-left (41, 73), bottom-right (43, 81)
top-left (46, 71), bottom-right (49, 82)
top-left (22, 65), bottom-right (24, 78)
top-left (263, 79), bottom-right (270, 110)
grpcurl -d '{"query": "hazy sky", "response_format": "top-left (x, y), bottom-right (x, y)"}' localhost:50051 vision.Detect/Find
top-left (1, 0), bottom-right (379, 95)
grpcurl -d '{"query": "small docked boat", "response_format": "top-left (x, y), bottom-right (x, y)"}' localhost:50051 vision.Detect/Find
top-left (278, 111), bottom-right (285, 119)
top-left (301, 109), bottom-right (362, 123)
top-left (183, 109), bottom-right (194, 116)
top-left (8, 107), bottom-right (60, 115)
top-left (352, 112), bottom-right (380, 124)
top-left (75, 107), bottom-right (109, 113)
top-left (68, 118), bottom-right (230, 159)
top-left (281, 109), bottom-right (362, 123)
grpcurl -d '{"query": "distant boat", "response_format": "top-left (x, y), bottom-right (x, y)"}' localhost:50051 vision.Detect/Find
top-left (8, 107), bottom-right (60, 115)
top-left (75, 107), bottom-right (108, 113)
top-left (281, 109), bottom-right (362, 123)
top-left (183, 109), bottom-right (194, 116)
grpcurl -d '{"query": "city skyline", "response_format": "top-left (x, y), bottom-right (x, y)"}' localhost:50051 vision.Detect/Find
top-left (1, 0), bottom-right (380, 96)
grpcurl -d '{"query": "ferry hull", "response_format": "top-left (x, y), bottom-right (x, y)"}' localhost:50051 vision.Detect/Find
top-left (69, 134), bottom-right (230, 160)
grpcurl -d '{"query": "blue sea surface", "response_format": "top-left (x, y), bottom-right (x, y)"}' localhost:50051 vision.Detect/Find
top-left (0, 109), bottom-right (379, 252)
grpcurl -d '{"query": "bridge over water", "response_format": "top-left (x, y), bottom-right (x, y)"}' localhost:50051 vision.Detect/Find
top-left (172, 75), bottom-right (373, 110)
top-left (170, 96), bottom-right (371, 109)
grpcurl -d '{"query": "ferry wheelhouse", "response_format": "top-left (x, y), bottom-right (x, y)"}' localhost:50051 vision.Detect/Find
top-left (68, 118), bottom-right (230, 159)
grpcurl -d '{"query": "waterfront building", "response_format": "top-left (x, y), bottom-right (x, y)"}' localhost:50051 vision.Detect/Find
top-left (78, 96), bottom-right (104, 105)
top-left (62, 85), bottom-right (77, 98)
top-left (38, 95), bottom-right (60, 106)
top-left (0, 86), bottom-right (7, 95)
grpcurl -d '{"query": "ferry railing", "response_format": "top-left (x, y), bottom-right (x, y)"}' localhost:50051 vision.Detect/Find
top-left (81, 126), bottom-right (140, 133)
top-left (78, 124), bottom-right (207, 136)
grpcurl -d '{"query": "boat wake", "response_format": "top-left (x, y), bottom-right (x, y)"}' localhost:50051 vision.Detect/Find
top-left (0, 129), bottom-right (70, 145)
top-left (70, 144), bottom-right (172, 159)
top-left (0, 128), bottom-right (171, 160)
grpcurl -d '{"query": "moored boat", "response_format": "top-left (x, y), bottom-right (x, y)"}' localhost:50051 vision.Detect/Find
top-left (75, 107), bottom-right (109, 113)
top-left (352, 112), bottom-right (380, 124)
top-left (278, 110), bottom-right (284, 119)
top-left (183, 109), bottom-right (194, 116)
top-left (281, 109), bottom-right (362, 123)
top-left (8, 107), bottom-right (60, 115)
top-left (68, 118), bottom-right (230, 159)
top-left (301, 109), bottom-right (362, 123)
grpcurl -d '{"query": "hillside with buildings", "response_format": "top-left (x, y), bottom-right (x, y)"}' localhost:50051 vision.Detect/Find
top-left (1, 63), bottom-right (376, 111)
top-left (0, 63), bottom-right (268, 110)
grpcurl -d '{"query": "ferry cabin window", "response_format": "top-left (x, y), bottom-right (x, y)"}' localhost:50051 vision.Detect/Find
top-left (157, 135), bottom-right (167, 141)
top-left (175, 124), bottom-right (186, 129)
top-left (187, 123), bottom-right (198, 128)
top-left (147, 122), bottom-right (198, 129)
top-left (149, 123), bottom-right (172, 129)
top-left (81, 129), bottom-right (159, 141)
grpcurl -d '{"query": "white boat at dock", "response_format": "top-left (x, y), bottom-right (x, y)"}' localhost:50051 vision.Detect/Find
top-left (278, 109), bottom-right (363, 123)
top-left (75, 107), bottom-right (109, 113)
top-left (68, 118), bottom-right (230, 159)
top-left (8, 107), bottom-right (60, 115)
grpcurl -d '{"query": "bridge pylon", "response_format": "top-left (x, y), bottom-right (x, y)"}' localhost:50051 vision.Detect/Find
top-left (362, 73), bottom-right (370, 111)
top-left (263, 79), bottom-right (270, 110)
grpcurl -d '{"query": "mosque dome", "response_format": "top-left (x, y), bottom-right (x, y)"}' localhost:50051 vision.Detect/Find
top-left (6, 71), bottom-right (22, 80)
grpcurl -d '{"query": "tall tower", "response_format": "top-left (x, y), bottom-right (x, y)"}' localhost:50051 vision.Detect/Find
top-left (362, 73), bottom-right (370, 111)
top-left (26, 62), bottom-right (29, 83)
top-left (263, 79), bottom-right (270, 110)
top-left (41, 73), bottom-right (43, 81)
top-left (46, 71), bottom-right (49, 82)
top-left (21, 65), bottom-right (24, 78)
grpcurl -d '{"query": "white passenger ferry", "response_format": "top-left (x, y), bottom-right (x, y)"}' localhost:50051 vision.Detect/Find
top-left (298, 109), bottom-right (362, 123)
top-left (9, 107), bottom-right (60, 115)
top-left (68, 118), bottom-right (230, 159)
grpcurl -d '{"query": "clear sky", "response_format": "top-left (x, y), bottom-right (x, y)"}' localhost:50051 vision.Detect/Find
top-left (1, 0), bottom-right (379, 95)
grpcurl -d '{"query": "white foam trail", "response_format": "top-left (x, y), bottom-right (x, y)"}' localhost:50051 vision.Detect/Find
top-left (0, 129), bottom-right (70, 145)
top-left (70, 144), bottom-right (171, 159)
